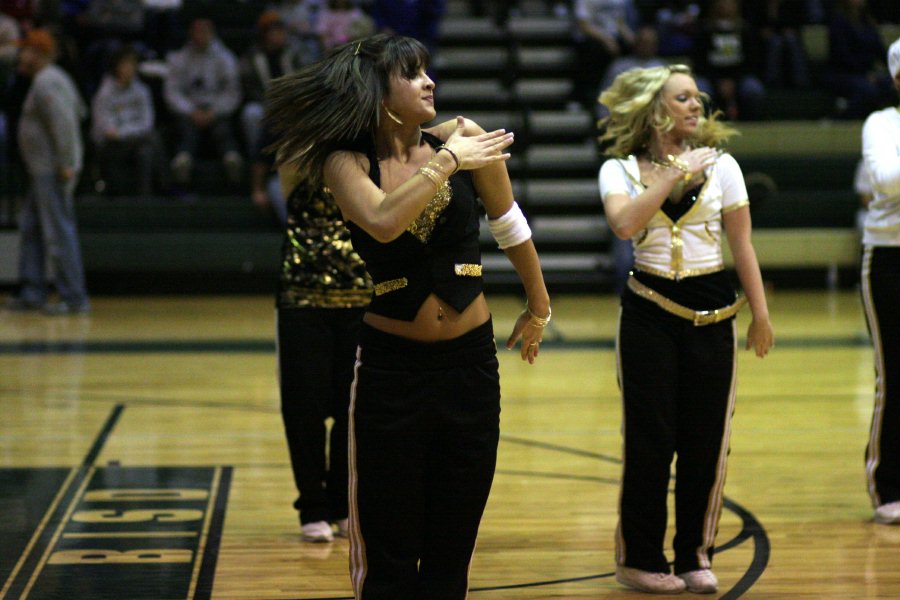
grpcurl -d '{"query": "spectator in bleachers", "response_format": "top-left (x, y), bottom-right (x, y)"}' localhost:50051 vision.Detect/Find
top-left (269, 0), bottom-right (324, 61)
top-left (240, 10), bottom-right (315, 163)
top-left (371, 0), bottom-right (445, 56)
top-left (826, 0), bottom-right (893, 119)
top-left (0, 9), bottom-right (18, 74)
top-left (653, 0), bottom-right (701, 57)
top-left (164, 17), bottom-right (243, 185)
top-left (693, 0), bottom-right (766, 120)
top-left (317, 0), bottom-right (374, 52)
top-left (573, 0), bottom-right (640, 106)
top-left (744, 0), bottom-right (810, 89)
top-left (7, 29), bottom-right (90, 314)
top-left (91, 45), bottom-right (165, 196)
top-left (597, 24), bottom-right (666, 119)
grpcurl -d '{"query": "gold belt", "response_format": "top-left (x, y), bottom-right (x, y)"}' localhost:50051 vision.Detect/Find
top-left (627, 275), bottom-right (747, 326)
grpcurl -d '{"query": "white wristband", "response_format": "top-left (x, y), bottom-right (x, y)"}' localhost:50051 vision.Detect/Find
top-left (487, 201), bottom-right (532, 249)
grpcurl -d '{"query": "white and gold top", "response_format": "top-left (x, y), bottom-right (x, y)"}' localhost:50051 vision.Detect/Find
top-left (861, 106), bottom-right (900, 247)
top-left (598, 153), bottom-right (749, 280)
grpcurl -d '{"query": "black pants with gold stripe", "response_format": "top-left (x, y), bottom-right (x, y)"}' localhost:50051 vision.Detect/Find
top-left (277, 306), bottom-right (365, 525)
top-left (861, 246), bottom-right (900, 507)
top-left (348, 320), bottom-right (500, 600)
top-left (616, 286), bottom-right (737, 575)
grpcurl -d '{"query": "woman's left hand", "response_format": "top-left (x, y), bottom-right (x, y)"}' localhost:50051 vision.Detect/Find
top-left (746, 317), bottom-right (774, 358)
top-left (506, 310), bottom-right (544, 364)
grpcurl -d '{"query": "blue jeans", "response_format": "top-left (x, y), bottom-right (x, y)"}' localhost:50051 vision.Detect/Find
top-left (17, 172), bottom-right (88, 306)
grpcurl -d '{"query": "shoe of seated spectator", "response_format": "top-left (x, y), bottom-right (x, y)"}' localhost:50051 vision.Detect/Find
top-left (615, 566), bottom-right (686, 594)
top-left (301, 520), bottom-right (334, 543)
top-left (223, 150), bottom-right (244, 183)
top-left (678, 568), bottom-right (718, 594)
top-left (874, 500), bottom-right (900, 524)
top-left (171, 151), bottom-right (193, 184)
top-left (4, 296), bottom-right (44, 312)
top-left (42, 301), bottom-right (91, 316)
top-left (333, 518), bottom-right (349, 538)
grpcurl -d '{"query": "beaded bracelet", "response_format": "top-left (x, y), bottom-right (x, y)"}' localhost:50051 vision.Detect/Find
top-left (436, 145), bottom-right (460, 174)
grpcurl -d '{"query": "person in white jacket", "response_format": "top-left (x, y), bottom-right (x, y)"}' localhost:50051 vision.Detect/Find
top-left (164, 18), bottom-right (243, 185)
top-left (859, 37), bottom-right (900, 526)
top-left (91, 45), bottom-right (166, 196)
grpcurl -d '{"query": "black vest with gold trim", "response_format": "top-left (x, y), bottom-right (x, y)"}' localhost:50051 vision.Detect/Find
top-left (347, 131), bottom-right (484, 321)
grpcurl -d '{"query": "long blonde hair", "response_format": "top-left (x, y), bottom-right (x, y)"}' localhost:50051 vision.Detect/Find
top-left (598, 64), bottom-right (737, 158)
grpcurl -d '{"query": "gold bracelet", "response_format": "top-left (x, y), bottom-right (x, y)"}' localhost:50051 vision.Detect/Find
top-left (416, 166), bottom-right (445, 189)
top-left (424, 158), bottom-right (451, 176)
top-left (664, 154), bottom-right (694, 183)
top-left (666, 154), bottom-right (690, 173)
top-left (524, 304), bottom-right (551, 327)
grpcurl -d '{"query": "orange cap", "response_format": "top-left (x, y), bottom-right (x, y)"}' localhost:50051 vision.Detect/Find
top-left (256, 10), bottom-right (283, 33)
top-left (19, 29), bottom-right (56, 56)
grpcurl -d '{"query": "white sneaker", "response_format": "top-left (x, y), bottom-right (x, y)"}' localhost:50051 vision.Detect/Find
top-left (223, 150), bottom-right (244, 183)
top-left (301, 520), bottom-right (334, 543)
top-left (334, 518), bottom-right (349, 538)
top-left (874, 500), bottom-right (900, 524)
top-left (171, 151), bottom-right (192, 184)
top-left (616, 565), bottom-right (686, 594)
top-left (679, 569), bottom-right (718, 594)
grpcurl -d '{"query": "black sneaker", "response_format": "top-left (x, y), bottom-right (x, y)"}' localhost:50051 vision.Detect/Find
top-left (42, 301), bottom-right (91, 316)
top-left (4, 297), bottom-right (45, 312)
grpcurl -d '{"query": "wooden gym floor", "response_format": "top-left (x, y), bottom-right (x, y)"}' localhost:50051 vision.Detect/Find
top-left (1, 289), bottom-right (897, 599)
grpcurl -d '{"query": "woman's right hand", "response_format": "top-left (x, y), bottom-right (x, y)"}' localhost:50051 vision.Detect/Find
top-left (443, 116), bottom-right (515, 171)
top-left (675, 147), bottom-right (719, 178)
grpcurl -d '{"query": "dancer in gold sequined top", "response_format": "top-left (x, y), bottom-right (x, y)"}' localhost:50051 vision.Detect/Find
top-left (275, 175), bottom-right (371, 543)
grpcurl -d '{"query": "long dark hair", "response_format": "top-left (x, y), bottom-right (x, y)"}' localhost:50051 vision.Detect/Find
top-left (265, 34), bottom-right (430, 187)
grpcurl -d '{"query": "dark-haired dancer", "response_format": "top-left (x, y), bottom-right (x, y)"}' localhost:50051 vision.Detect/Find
top-left (266, 34), bottom-right (550, 599)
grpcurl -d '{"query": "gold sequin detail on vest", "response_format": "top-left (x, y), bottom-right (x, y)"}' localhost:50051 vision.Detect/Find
top-left (454, 263), bottom-right (482, 277)
top-left (374, 277), bottom-right (408, 296)
top-left (407, 180), bottom-right (452, 243)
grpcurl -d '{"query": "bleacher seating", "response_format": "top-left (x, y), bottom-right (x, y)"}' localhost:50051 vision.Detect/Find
top-left (43, 0), bottom-right (880, 293)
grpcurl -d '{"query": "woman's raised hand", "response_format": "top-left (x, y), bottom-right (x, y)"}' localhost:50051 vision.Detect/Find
top-left (675, 147), bottom-right (719, 177)
top-left (444, 116), bottom-right (514, 170)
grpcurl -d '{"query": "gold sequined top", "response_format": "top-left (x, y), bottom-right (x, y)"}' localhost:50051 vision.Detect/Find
top-left (277, 184), bottom-right (372, 309)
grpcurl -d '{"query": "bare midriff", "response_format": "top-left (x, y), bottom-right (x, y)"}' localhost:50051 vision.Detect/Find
top-left (362, 293), bottom-right (490, 342)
